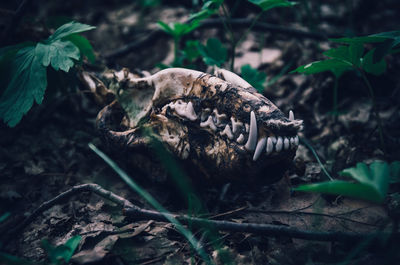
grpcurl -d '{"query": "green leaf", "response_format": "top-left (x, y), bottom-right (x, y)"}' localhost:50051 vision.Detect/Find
top-left (64, 34), bottom-right (96, 63)
top-left (157, 21), bottom-right (200, 38)
top-left (189, 0), bottom-right (223, 22)
top-left (240, 64), bottom-right (267, 93)
top-left (291, 59), bottom-right (353, 78)
top-left (0, 212), bottom-right (10, 223)
top-left (294, 181), bottom-right (383, 203)
top-left (37, 40), bottom-right (80, 72)
top-left (183, 40), bottom-right (200, 61)
top-left (198, 38), bottom-right (227, 67)
top-left (0, 46), bottom-right (47, 127)
top-left (389, 161), bottom-right (400, 183)
top-left (247, 0), bottom-right (297, 11)
top-left (47, 21), bottom-right (95, 42)
top-left (361, 48), bottom-right (386, 75)
top-left (295, 161), bottom-right (390, 203)
top-left (42, 235), bottom-right (81, 265)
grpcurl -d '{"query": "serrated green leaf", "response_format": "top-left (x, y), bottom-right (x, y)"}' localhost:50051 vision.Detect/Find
top-left (37, 40), bottom-right (80, 72)
top-left (158, 21), bottom-right (200, 38)
top-left (330, 36), bottom-right (386, 44)
top-left (198, 38), bottom-right (227, 67)
top-left (323, 46), bottom-right (350, 61)
top-left (240, 64), bottom-right (267, 93)
top-left (247, 0), bottom-right (296, 11)
top-left (0, 46), bottom-right (47, 127)
top-left (189, 0), bottom-right (222, 21)
top-left (64, 34), bottom-right (96, 63)
top-left (296, 161), bottom-right (390, 203)
top-left (47, 21), bottom-right (95, 42)
top-left (361, 48), bottom-right (386, 75)
top-left (291, 59), bottom-right (353, 77)
top-left (349, 42), bottom-right (364, 67)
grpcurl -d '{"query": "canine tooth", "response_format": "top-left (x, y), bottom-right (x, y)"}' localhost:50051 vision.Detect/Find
top-left (220, 125), bottom-right (234, 139)
top-left (266, 137), bottom-right (273, 154)
top-left (245, 123), bottom-right (249, 133)
top-left (236, 134), bottom-right (245, 144)
top-left (230, 117), bottom-right (243, 133)
top-left (200, 116), bottom-right (217, 131)
top-left (290, 137), bottom-right (295, 147)
top-left (294, 135), bottom-right (299, 146)
top-left (201, 108), bottom-right (211, 122)
top-left (276, 136), bottom-right (283, 152)
top-left (185, 102), bottom-right (198, 121)
top-left (283, 137), bottom-right (290, 150)
top-left (253, 137), bottom-right (266, 161)
top-left (245, 111), bottom-right (257, 151)
top-left (289, 110), bottom-right (294, 121)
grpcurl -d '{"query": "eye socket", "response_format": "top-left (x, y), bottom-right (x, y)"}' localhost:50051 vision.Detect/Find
top-left (243, 104), bottom-right (251, 112)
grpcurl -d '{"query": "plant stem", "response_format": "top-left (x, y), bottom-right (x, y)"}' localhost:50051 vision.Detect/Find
top-left (173, 36), bottom-right (180, 66)
top-left (220, 3), bottom-right (236, 71)
top-left (359, 70), bottom-right (386, 152)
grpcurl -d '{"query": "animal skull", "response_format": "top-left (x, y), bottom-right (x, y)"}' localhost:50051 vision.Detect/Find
top-left (94, 68), bottom-right (302, 183)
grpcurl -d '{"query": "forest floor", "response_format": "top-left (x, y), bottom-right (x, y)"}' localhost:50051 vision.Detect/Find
top-left (1, 0), bottom-right (400, 264)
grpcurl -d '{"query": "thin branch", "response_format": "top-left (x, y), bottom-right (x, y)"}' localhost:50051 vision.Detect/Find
top-left (4, 183), bottom-right (134, 237)
top-left (104, 18), bottom-right (330, 60)
top-left (124, 206), bottom-right (399, 243)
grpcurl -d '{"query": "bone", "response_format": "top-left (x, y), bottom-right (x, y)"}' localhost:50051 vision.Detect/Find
top-left (185, 102), bottom-right (198, 121)
top-left (266, 137), bottom-right (273, 154)
top-left (214, 67), bottom-right (252, 88)
top-left (290, 137), bottom-right (295, 148)
top-left (294, 135), bottom-right (299, 146)
top-left (213, 109), bottom-right (227, 125)
top-left (170, 100), bottom-right (197, 121)
top-left (245, 111), bottom-right (257, 151)
top-left (253, 137), bottom-right (266, 161)
top-left (200, 116), bottom-right (217, 131)
top-left (201, 108), bottom-right (211, 122)
top-left (220, 125), bottom-right (234, 139)
top-left (276, 136), bottom-right (283, 152)
top-left (283, 137), bottom-right (290, 150)
top-left (289, 110), bottom-right (294, 121)
top-left (230, 117), bottom-right (243, 133)
top-left (236, 134), bottom-right (245, 144)
top-left (270, 136), bottom-right (277, 144)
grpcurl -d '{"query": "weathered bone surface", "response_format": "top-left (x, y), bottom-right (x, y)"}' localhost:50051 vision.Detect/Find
top-left (93, 68), bottom-right (303, 183)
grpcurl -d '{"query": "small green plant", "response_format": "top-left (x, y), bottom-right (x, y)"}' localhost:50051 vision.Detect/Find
top-left (240, 64), bottom-right (267, 93)
top-left (0, 21), bottom-right (95, 127)
top-left (197, 38), bottom-right (227, 67)
top-left (157, 20), bottom-right (200, 66)
top-left (291, 30), bottom-right (400, 151)
top-left (41, 235), bottom-right (82, 265)
top-left (294, 161), bottom-right (400, 203)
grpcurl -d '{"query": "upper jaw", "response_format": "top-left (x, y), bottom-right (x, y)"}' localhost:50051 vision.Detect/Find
top-left (161, 98), bottom-right (302, 162)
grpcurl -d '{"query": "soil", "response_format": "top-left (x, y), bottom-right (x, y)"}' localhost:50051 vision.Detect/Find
top-left (1, 0), bottom-right (400, 264)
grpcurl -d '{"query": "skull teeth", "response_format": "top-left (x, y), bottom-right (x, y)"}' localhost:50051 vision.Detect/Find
top-left (200, 115), bottom-right (217, 131)
top-left (245, 111), bottom-right (257, 151)
top-left (168, 100), bottom-right (300, 161)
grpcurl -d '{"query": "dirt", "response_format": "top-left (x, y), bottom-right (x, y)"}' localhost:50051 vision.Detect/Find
top-left (1, 0), bottom-right (400, 264)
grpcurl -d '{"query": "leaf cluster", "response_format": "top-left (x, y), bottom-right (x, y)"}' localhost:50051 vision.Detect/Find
top-left (292, 31), bottom-right (400, 77)
top-left (0, 21), bottom-right (95, 127)
top-left (294, 161), bottom-right (399, 203)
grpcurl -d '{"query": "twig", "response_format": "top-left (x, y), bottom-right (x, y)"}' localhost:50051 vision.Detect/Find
top-left (244, 209), bottom-right (379, 227)
top-left (123, 206), bottom-right (399, 243)
top-left (104, 18), bottom-right (330, 60)
top-left (5, 183), bottom-right (134, 237)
